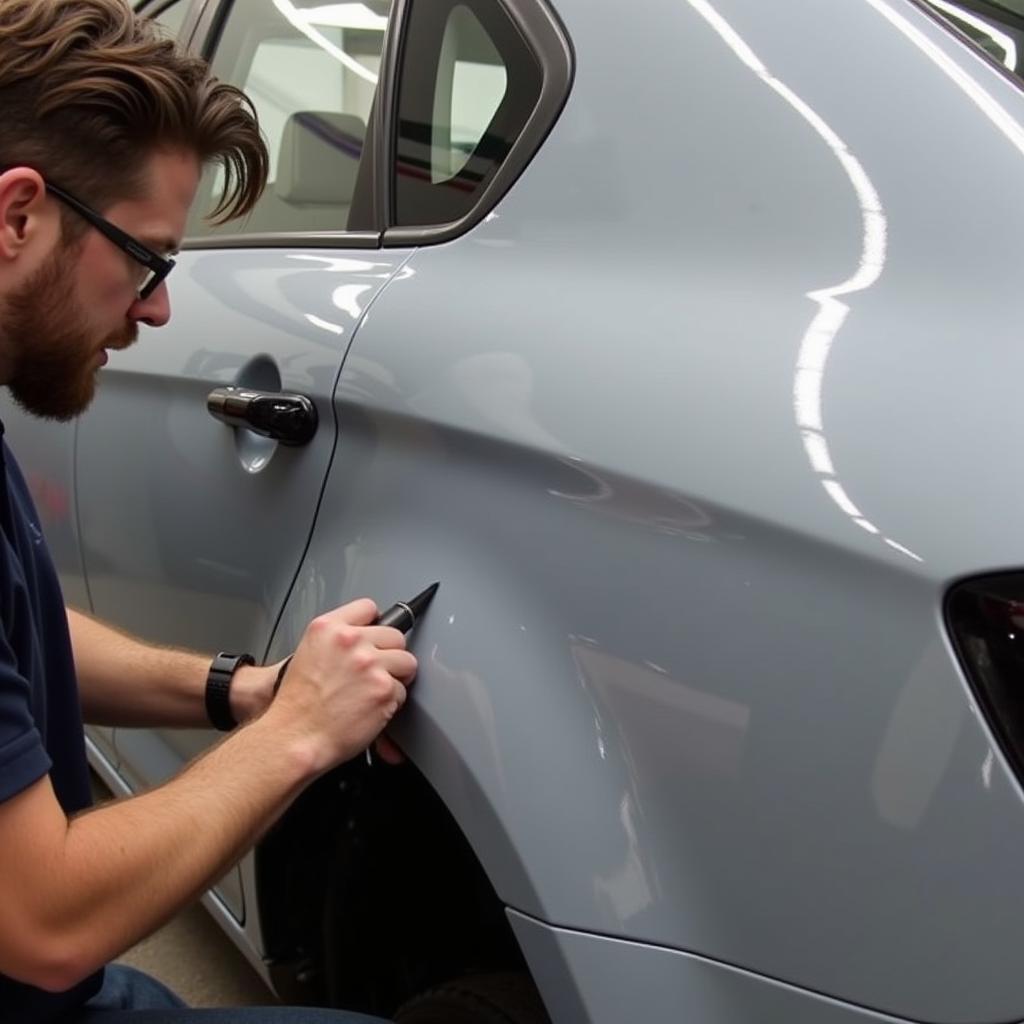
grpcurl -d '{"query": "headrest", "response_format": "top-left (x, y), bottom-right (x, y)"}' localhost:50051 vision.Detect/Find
top-left (276, 111), bottom-right (365, 204)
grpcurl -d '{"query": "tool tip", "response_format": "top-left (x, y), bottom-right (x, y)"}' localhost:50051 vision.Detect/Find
top-left (408, 581), bottom-right (440, 615)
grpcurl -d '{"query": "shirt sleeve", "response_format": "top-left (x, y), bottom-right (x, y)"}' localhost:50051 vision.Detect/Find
top-left (0, 634), bottom-right (52, 804)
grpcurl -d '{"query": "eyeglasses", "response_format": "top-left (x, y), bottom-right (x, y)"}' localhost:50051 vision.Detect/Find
top-left (45, 181), bottom-right (176, 300)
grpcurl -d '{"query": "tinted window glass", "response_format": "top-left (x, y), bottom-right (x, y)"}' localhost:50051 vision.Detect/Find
top-left (983, 0), bottom-right (1024, 16)
top-left (187, 0), bottom-right (392, 237)
top-left (394, 0), bottom-right (542, 227)
top-left (924, 0), bottom-right (1024, 81)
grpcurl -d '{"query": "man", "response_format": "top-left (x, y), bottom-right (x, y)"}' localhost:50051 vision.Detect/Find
top-left (0, 1), bottom-right (416, 1020)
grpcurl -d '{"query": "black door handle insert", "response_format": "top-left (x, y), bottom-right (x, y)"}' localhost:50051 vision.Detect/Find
top-left (206, 387), bottom-right (318, 446)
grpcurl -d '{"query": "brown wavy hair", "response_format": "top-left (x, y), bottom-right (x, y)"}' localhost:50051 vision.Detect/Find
top-left (0, 0), bottom-right (268, 226)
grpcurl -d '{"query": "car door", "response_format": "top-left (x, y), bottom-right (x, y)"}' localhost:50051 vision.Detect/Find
top-left (74, 0), bottom-right (409, 922)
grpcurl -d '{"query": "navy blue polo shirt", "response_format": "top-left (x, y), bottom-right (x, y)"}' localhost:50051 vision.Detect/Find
top-left (0, 427), bottom-right (102, 1021)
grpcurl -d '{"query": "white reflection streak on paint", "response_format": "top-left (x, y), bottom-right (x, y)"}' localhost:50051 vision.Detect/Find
top-left (305, 313), bottom-right (345, 335)
top-left (686, 0), bottom-right (923, 563)
top-left (822, 480), bottom-right (863, 518)
top-left (332, 283), bottom-right (373, 318)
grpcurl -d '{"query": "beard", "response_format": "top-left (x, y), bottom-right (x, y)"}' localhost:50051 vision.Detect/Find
top-left (3, 246), bottom-right (137, 421)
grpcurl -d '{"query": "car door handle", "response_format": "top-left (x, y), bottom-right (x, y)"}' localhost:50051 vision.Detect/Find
top-left (206, 387), bottom-right (318, 446)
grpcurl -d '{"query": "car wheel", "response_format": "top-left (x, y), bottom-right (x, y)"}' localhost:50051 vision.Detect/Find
top-left (394, 972), bottom-right (551, 1024)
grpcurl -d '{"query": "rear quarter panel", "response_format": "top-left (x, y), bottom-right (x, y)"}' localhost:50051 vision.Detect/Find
top-left (209, 0), bottom-right (1024, 1020)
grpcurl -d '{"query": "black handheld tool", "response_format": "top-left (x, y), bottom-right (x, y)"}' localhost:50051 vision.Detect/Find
top-left (272, 583), bottom-right (439, 696)
top-left (375, 582), bottom-right (440, 632)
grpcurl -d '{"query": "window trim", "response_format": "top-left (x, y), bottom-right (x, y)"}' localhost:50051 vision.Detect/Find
top-left (381, 0), bottom-right (573, 246)
top-left (185, 231), bottom-right (382, 250)
top-left (376, 0), bottom-right (411, 231)
top-left (135, 0), bottom-right (208, 51)
top-left (195, 0), bottom-right (231, 61)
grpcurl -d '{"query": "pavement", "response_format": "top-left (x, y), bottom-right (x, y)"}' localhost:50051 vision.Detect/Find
top-left (117, 902), bottom-right (278, 1008)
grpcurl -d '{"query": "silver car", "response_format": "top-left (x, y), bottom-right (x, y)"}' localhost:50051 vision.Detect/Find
top-left (6, 0), bottom-right (1024, 1020)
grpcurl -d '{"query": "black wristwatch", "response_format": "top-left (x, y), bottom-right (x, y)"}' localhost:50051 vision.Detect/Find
top-left (205, 652), bottom-right (255, 732)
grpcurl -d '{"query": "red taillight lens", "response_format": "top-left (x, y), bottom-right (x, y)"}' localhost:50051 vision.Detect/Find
top-left (947, 574), bottom-right (1024, 779)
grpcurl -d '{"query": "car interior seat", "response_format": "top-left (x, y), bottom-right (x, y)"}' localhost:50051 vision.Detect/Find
top-left (247, 110), bottom-right (366, 234)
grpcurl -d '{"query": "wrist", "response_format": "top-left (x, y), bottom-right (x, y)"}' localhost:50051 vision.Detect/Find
top-left (237, 712), bottom-right (326, 786)
top-left (257, 698), bottom-right (334, 781)
top-left (229, 663), bottom-right (277, 724)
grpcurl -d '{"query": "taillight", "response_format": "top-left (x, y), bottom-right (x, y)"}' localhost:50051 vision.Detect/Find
top-left (947, 574), bottom-right (1024, 780)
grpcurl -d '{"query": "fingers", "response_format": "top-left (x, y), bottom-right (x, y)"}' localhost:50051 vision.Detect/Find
top-left (361, 625), bottom-right (408, 650)
top-left (334, 597), bottom-right (378, 626)
top-left (287, 625), bottom-right (415, 688)
top-left (374, 734), bottom-right (406, 765)
top-left (391, 677), bottom-right (408, 711)
top-left (280, 599), bottom-right (420, 768)
top-left (379, 647), bottom-right (417, 684)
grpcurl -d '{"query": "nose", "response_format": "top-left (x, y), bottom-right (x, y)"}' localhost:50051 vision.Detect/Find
top-left (128, 282), bottom-right (171, 327)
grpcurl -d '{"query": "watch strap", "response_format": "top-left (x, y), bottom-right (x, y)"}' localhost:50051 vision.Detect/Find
top-left (205, 652), bottom-right (255, 732)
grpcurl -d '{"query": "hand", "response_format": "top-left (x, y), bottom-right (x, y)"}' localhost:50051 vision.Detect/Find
top-left (265, 652), bottom-right (408, 765)
top-left (267, 599), bottom-right (417, 773)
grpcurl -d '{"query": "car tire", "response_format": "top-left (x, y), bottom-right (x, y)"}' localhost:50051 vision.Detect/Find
top-left (394, 972), bottom-right (551, 1024)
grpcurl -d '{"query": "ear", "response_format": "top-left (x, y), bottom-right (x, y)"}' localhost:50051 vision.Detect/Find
top-left (0, 168), bottom-right (56, 263)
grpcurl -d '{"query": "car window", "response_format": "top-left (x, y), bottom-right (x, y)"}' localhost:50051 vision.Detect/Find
top-left (186, 0), bottom-right (391, 238)
top-left (922, 0), bottom-right (1024, 81)
top-left (137, 0), bottom-right (190, 38)
top-left (393, 0), bottom-right (543, 228)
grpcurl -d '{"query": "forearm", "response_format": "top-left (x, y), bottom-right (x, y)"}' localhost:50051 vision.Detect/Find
top-left (29, 713), bottom-right (316, 988)
top-left (0, 600), bottom-right (415, 991)
top-left (68, 607), bottom-right (271, 728)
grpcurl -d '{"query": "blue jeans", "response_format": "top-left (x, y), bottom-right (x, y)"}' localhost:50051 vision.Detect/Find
top-left (65, 965), bottom-right (388, 1023)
